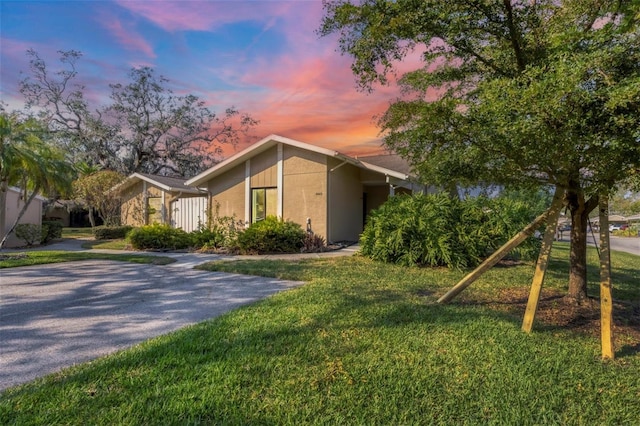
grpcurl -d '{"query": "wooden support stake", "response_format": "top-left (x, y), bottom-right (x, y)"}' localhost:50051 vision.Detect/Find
top-left (521, 199), bottom-right (563, 333)
top-left (599, 195), bottom-right (615, 360)
top-left (438, 188), bottom-right (564, 304)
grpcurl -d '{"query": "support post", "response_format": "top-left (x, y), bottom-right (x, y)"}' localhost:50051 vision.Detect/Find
top-left (599, 195), bottom-right (615, 359)
top-left (521, 197), bottom-right (563, 332)
top-left (438, 188), bottom-right (564, 304)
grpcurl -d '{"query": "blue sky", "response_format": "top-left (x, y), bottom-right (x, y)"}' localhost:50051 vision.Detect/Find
top-left (1, 0), bottom-right (406, 156)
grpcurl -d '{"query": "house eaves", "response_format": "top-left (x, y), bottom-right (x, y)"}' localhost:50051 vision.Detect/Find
top-left (111, 173), bottom-right (203, 194)
top-left (186, 134), bottom-right (355, 188)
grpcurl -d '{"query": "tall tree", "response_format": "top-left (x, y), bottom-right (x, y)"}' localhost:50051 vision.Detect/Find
top-left (0, 111), bottom-right (74, 248)
top-left (321, 0), bottom-right (640, 303)
top-left (107, 67), bottom-right (258, 176)
top-left (20, 50), bottom-right (258, 177)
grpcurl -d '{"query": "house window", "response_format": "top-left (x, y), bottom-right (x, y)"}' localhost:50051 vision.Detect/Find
top-left (251, 188), bottom-right (277, 223)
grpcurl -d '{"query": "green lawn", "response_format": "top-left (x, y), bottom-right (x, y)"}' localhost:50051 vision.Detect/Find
top-left (1, 244), bottom-right (638, 425)
top-left (0, 251), bottom-right (175, 268)
top-left (60, 227), bottom-right (94, 239)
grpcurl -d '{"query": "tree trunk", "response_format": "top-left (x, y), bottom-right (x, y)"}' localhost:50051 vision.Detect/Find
top-left (0, 180), bottom-right (8, 245)
top-left (565, 187), bottom-right (599, 304)
top-left (88, 207), bottom-right (96, 228)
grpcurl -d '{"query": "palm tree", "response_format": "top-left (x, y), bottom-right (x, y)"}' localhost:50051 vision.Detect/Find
top-left (0, 111), bottom-right (74, 248)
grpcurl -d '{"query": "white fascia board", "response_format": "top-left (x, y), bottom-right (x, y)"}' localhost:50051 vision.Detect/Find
top-left (111, 173), bottom-right (201, 194)
top-left (185, 134), bottom-right (346, 187)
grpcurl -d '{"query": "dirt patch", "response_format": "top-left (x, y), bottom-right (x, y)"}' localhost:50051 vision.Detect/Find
top-left (461, 287), bottom-right (640, 353)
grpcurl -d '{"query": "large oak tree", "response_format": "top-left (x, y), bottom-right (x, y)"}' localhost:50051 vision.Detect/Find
top-left (20, 50), bottom-right (258, 177)
top-left (321, 0), bottom-right (640, 302)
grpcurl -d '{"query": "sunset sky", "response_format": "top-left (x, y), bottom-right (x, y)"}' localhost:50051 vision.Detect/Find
top-left (0, 0), bottom-right (410, 158)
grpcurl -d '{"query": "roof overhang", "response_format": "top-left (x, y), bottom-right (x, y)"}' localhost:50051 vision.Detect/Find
top-left (186, 134), bottom-right (417, 188)
top-left (111, 173), bottom-right (203, 194)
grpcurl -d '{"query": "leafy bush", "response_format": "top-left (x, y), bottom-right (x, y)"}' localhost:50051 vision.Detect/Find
top-left (128, 224), bottom-right (192, 250)
top-left (93, 226), bottom-right (134, 240)
top-left (236, 216), bottom-right (305, 254)
top-left (191, 214), bottom-right (242, 250)
top-left (41, 220), bottom-right (63, 244)
top-left (301, 233), bottom-right (327, 253)
top-left (15, 224), bottom-right (42, 246)
top-left (191, 227), bottom-right (226, 250)
top-left (360, 192), bottom-right (543, 269)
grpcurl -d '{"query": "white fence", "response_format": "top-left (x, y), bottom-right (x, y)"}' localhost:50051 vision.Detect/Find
top-left (170, 197), bottom-right (208, 232)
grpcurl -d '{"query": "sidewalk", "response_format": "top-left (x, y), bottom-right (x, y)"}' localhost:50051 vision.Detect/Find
top-left (3, 238), bottom-right (360, 268)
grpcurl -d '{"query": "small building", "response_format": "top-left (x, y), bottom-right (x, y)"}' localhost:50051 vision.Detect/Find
top-left (185, 134), bottom-right (425, 243)
top-left (2, 187), bottom-right (47, 248)
top-left (115, 173), bottom-right (207, 232)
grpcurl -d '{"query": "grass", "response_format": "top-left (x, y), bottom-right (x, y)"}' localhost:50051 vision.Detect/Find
top-left (80, 239), bottom-right (129, 250)
top-left (1, 244), bottom-right (638, 424)
top-left (60, 227), bottom-right (94, 239)
top-left (0, 251), bottom-right (176, 268)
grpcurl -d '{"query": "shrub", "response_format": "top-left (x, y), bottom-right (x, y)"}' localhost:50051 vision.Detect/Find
top-left (15, 224), bottom-right (42, 246)
top-left (360, 193), bottom-right (543, 269)
top-left (191, 227), bottom-right (226, 250)
top-left (128, 224), bottom-right (192, 250)
top-left (301, 233), bottom-right (327, 253)
top-left (93, 226), bottom-right (134, 240)
top-left (236, 216), bottom-right (305, 254)
top-left (41, 220), bottom-right (63, 244)
top-left (191, 215), bottom-right (241, 250)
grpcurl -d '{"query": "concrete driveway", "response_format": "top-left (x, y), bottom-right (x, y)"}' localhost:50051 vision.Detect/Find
top-left (0, 261), bottom-right (302, 392)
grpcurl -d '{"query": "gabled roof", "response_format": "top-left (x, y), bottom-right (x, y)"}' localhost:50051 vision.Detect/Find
top-left (357, 154), bottom-right (413, 176)
top-left (113, 173), bottom-right (203, 194)
top-left (186, 134), bottom-right (414, 187)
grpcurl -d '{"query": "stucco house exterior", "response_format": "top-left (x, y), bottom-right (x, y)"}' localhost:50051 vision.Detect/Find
top-left (185, 134), bottom-right (425, 243)
top-left (115, 173), bottom-right (207, 232)
top-left (2, 187), bottom-right (47, 248)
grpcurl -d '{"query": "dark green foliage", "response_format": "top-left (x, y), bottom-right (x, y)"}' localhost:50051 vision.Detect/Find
top-left (190, 228), bottom-right (226, 250)
top-left (41, 220), bottom-right (63, 243)
top-left (360, 193), bottom-right (543, 269)
top-left (127, 224), bottom-right (191, 250)
top-left (236, 216), bottom-right (306, 254)
top-left (14, 224), bottom-right (42, 246)
top-left (193, 214), bottom-right (241, 250)
top-left (93, 225), bottom-right (134, 240)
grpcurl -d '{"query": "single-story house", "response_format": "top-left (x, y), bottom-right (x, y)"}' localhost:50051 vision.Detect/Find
top-left (115, 173), bottom-right (207, 232)
top-left (2, 186), bottom-right (47, 248)
top-left (185, 134), bottom-right (425, 243)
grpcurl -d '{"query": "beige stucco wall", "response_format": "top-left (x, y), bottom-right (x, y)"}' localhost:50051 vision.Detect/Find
top-left (282, 145), bottom-right (328, 239)
top-left (119, 182), bottom-right (172, 227)
top-left (328, 161), bottom-right (363, 242)
top-left (3, 189), bottom-right (44, 247)
top-left (120, 181), bottom-right (145, 226)
top-left (198, 143), bottom-right (410, 244)
top-left (208, 163), bottom-right (246, 222)
top-left (250, 147), bottom-right (278, 188)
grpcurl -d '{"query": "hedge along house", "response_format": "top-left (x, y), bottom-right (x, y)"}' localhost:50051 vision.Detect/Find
top-left (115, 173), bottom-right (207, 232)
top-left (185, 135), bottom-right (425, 243)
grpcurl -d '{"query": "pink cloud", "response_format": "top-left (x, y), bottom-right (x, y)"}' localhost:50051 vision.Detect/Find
top-left (114, 1), bottom-right (291, 32)
top-left (101, 15), bottom-right (156, 58)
